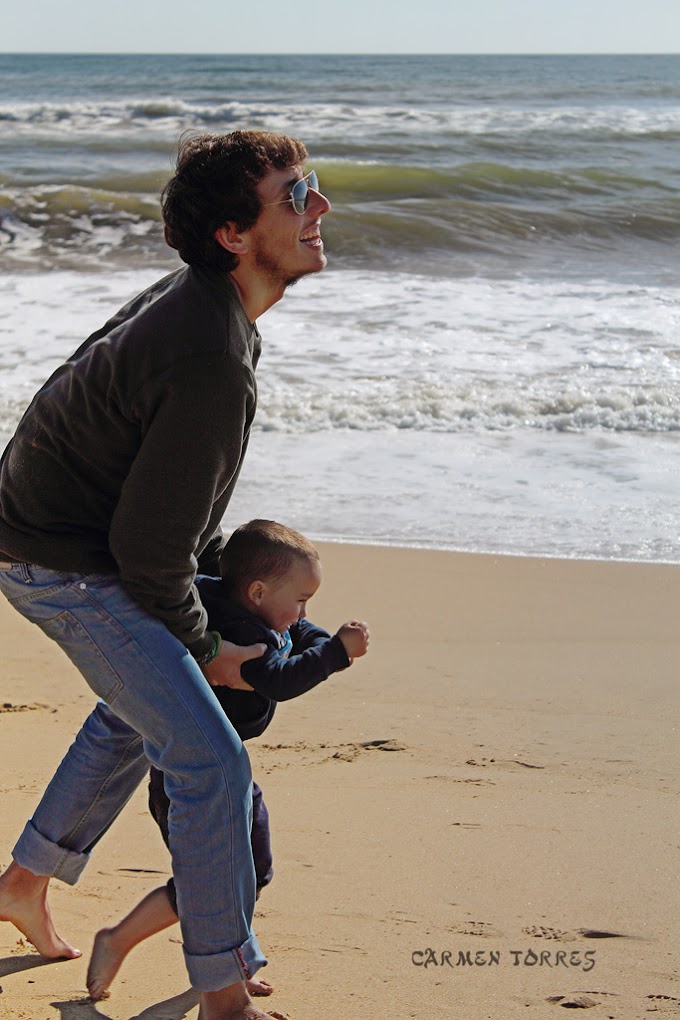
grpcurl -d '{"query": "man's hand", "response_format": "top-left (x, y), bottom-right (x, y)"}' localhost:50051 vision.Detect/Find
top-left (336, 620), bottom-right (370, 662)
top-left (202, 640), bottom-right (266, 690)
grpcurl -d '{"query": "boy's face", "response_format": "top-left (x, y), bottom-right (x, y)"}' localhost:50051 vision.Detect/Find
top-left (254, 557), bottom-right (322, 634)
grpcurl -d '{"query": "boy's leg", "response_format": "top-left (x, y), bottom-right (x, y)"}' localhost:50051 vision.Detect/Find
top-left (150, 769), bottom-right (274, 894)
top-left (250, 783), bottom-right (274, 893)
top-left (0, 564), bottom-right (266, 992)
top-left (87, 885), bottom-right (177, 1000)
top-left (148, 765), bottom-right (171, 846)
top-left (89, 773), bottom-right (274, 1000)
top-left (87, 881), bottom-right (274, 1001)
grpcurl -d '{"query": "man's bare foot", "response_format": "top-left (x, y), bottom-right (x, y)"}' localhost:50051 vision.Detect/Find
top-left (0, 862), bottom-right (81, 960)
top-left (198, 980), bottom-right (286, 1020)
top-left (245, 976), bottom-right (274, 997)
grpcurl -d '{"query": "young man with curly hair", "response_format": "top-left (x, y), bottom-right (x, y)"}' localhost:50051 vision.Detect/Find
top-left (0, 131), bottom-right (331, 1020)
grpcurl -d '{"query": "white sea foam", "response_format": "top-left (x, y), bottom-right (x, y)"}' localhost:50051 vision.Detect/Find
top-left (3, 269), bottom-right (678, 437)
top-left (0, 267), bottom-right (678, 562)
top-left (254, 270), bottom-right (680, 434)
top-left (2, 98), bottom-right (679, 142)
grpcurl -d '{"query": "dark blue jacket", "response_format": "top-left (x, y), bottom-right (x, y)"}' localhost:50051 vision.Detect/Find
top-left (197, 575), bottom-right (350, 740)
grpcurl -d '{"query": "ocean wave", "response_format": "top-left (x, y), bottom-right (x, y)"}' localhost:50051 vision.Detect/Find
top-left (1, 163), bottom-right (678, 272)
top-left (0, 185), bottom-right (165, 270)
top-left (253, 379), bottom-right (680, 435)
top-left (3, 159), bottom-right (676, 208)
top-left (1, 96), bottom-right (679, 143)
top-left (0, 267), bottom-right (677, 449)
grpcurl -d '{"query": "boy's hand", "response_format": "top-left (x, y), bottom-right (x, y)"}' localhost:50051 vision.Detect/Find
top-left (337, 620), bottom-right (370, 662)
top-left (202, 640), bottom-right (266, 690)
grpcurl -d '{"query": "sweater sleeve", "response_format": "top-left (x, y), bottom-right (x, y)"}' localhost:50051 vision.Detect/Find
top-left (108, 353), bottom-right (253, 657)
top-left (196, 527), bottom-right (226, 578)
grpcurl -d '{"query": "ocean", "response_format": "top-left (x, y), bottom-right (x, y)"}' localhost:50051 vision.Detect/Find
top-left (1, 53), bottom-right (678, 562)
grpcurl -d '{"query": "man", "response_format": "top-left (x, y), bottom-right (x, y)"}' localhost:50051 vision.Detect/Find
top-left (0, 131), bottom-right (331, 1020)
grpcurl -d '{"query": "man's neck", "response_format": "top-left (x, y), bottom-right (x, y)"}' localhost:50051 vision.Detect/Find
top-left (228, 268), bottom-right (285, 323)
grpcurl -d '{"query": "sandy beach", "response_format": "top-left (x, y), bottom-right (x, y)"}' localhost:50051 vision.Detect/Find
top-left (1, 543), bottom-right (679, 1020)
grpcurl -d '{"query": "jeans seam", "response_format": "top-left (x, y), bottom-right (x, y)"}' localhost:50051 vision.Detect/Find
top-left (62, 731), bottom-right (144, 848)
top-left (6, 580), bottom-right (71, 605)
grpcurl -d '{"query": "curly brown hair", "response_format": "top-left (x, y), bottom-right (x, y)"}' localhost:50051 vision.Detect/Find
top-left (161, 130), bottom-right (308, 271)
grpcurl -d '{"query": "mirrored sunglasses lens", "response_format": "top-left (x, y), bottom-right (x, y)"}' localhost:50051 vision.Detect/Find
top-left (291, 179), bottom-right (309, 215)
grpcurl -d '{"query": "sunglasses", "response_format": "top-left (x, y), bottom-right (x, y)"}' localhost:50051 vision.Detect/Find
top-left (264, 170), bottom-right (319, 215)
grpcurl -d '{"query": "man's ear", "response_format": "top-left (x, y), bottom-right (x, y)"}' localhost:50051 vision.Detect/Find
top-left (215, 222), bottom-right (249, 255)
top-left (247, 579), bottom-right (265, 607)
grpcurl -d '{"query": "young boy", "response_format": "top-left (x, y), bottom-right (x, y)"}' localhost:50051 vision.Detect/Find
top-left (86, 519), bottom-right (369, 1001)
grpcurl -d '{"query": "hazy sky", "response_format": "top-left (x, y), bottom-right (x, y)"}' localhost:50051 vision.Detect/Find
top-left (4, 0), bottom-right (679, 54)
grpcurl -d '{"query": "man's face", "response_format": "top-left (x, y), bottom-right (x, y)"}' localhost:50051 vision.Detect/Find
top-left (245, 165), bottom-right (331, 289)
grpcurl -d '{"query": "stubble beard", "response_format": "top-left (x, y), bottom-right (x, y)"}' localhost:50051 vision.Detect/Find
top-left (253, 241), bottom-right (326, 292)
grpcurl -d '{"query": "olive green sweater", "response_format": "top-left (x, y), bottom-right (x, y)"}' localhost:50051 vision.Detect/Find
top-left (0, 265), bottom-right (261, 658)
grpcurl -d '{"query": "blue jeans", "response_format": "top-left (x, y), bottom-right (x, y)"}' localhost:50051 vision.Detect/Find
top-left (0, 562), bottom-right (266, 991)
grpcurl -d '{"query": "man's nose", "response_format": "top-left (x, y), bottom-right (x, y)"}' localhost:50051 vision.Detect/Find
top-left (308, 187), bottom-right (331, 216)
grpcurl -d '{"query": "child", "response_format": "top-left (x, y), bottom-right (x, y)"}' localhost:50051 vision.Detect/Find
top-left (86, 519), bottom-right (369, 1001)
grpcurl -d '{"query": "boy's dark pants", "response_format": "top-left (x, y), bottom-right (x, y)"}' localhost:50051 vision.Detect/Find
top-left (148, 766), bottom-right (274, 914)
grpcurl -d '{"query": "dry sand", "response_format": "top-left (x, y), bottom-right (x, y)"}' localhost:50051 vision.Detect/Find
top-left (0, 544), bottom-right (679, 1020)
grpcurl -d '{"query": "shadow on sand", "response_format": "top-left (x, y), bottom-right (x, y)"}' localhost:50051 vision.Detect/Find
top-left (49, 987), bottom-right (199, 1020)
top-left (0, 950), bottom-right (66, 978)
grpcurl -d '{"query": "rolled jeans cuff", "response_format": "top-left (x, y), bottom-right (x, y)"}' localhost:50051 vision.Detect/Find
top-left (184, 931), bottom-right (268, 992)
top-left (13, 820), bottom-right (90, 886)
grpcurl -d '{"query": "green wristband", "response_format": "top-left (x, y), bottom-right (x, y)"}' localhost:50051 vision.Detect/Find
top-left (196, 630), bottom-right (222, 667)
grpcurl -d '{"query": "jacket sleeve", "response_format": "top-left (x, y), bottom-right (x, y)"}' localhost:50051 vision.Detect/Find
top-left (289, 617), bottom-right (334, 651)
top-left (108, 353), bottom-right (254, 659)
top-left (238, 619), bottom-right (350, 701)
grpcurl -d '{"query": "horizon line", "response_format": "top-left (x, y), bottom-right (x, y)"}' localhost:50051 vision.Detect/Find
top-left (1, 50), bottom-right (679, 57)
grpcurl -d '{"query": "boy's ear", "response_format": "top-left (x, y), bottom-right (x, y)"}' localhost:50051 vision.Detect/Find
top-left (247, 579), bottom-right (265, 606)
top-left (215, 222), bottom-right (249, 255)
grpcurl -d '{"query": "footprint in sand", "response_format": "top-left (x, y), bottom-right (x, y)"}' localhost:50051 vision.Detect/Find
top-left (466, 756), bottom-right (544, 769)
top-left (547, 993), bottom-right (600, 1009)
top-left (526, 925), bottom-right (633, 942)
top-left (524, 925), bottom-right (570, 941)
top-left (645, 994), bottom-right (680, 1010)
top-left (0, 702), bottom-right (46, 713)
top-left (456, 920), bottom-right (502, 938)
top-left (257, 739), bottom-right (407, 764)
top-left (331, 739), bottom-right (408, 762)
top-left (548, 991), bottom-right (620, 1009)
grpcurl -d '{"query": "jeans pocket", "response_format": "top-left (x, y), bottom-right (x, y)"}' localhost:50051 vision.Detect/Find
top-left (39, 609), bottom-right (124, 705)
top-left (1, 566), bottom-right (72, 606)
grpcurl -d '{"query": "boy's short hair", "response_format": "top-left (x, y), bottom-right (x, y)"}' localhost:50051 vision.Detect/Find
top-left (161, 130), bottom-right (308, 272)
top-left (220, 519), bottom-right (320, 596)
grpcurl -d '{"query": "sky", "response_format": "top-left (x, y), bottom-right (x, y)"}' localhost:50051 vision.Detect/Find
top-left (3, 0), bottom-right (680, 54)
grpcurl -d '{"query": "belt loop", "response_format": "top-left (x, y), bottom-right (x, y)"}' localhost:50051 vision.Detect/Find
top-left (18, 563), bottom-right (32, 584)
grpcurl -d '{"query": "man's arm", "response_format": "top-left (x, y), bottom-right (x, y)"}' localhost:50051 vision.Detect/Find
top-left (196, 527), bottom-right (226, 579)
top-left (109, 353), bottom-right (254, 660)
